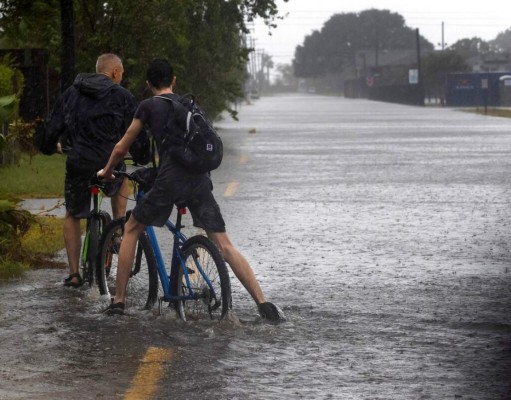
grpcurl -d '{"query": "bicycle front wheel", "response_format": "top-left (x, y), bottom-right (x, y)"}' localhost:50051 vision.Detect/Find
top-left (97, 217), bottom-right (158, 310)
top-left (175, 235), bottom-right (231, 321)
top-left (82, 211), bottom-right (111, 287)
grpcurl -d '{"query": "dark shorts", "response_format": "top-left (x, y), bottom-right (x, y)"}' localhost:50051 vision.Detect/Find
top-left (132, 169), bottom-right (226, 233)
top-left (65, 160), bottom-right (125, 218)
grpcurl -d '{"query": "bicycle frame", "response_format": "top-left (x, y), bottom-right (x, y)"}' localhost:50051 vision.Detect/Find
top-left (134, 185), bottom-right (219, 304)
top-left (81, 184), bottom-right (104, 265)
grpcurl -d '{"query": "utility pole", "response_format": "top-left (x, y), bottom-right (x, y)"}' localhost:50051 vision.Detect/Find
top-left (60, 0), bottom-right (75, 93)
top-left (441, 21), bottom-right (445, 50)
top-left (251, 38), bottom-right (257, 81)
top-left (416, 28), bottom-right (425, 106)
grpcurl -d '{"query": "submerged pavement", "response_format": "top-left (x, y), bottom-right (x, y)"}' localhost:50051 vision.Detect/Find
top-left (3, 94), bottom-right (511, 399)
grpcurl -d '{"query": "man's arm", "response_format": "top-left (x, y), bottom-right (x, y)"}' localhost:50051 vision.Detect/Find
top-left (98, 118), bottom-right (144, 180)
top-left (36, 95), bottom-right (66, 155)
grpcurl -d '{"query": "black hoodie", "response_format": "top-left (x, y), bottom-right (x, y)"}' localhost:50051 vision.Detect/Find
top-left (44, 73), bottom-right (137, 166)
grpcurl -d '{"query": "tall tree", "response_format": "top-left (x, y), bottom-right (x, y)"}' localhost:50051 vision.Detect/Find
top-left (490, 28), bottom-right (511, 52)
top-left (422, 50), bottom-right (469, 90)
top-left (273, 63), bottom-right (297, 88)
top-left (294, 31), bottom-right (327, 78)
top-left (0, 0), bottom-right (60, 51)
top-left (0, 0), bottom-right (287, 118)
top-left (449, 37), bottom-right (490, 59)
top-left (293, 9), bottom-right (433, 78)
top-left (60, 0), bottom-right (75, 92)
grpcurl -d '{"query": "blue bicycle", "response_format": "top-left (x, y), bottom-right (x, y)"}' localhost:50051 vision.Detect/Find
top-left (97, 168), bottom-right (231, 321)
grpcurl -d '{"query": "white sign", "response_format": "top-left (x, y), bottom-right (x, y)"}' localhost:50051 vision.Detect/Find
top-left (481, 79), bottom-right (488, 89)
top-left (409, 69), bottom-right (418, 84)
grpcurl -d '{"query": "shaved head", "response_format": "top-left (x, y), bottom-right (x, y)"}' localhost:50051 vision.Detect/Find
top-left (96, 53), bottom-right (124, 84)
top-left (96, 53), bottom-right (122, 73)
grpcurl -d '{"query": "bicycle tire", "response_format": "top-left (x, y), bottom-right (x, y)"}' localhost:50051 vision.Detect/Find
top-left (85, 216), bottom-right (101, 286)
top-left (174, 235), bottom-right (231, 321)
top-left (96, 217), bottom-right (159, 310)
top-left (101, 211), bottom-right (112, 229)
top-left (93, 211), bottom-right (111, 287)
top-left (80, 211), bottom-right (111, 287)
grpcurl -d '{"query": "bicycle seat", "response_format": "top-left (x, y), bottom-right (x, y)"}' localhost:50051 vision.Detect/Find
top-left (175, 200), bottom-right (188, 209)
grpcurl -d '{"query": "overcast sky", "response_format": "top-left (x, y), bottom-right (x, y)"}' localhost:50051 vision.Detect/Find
top-left (251, 0), bottom-right (511, 66)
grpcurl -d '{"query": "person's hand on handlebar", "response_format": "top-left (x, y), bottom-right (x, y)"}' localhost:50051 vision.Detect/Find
top-left (97, 168), bottom-right (116, 182)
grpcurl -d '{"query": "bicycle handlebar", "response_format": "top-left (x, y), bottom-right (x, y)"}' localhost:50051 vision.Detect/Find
top-left (113, 168), bottom-right (156, 190)
top-left (113, 169), bottom-right (131, 179)
top-left (89, 174), bottom-right (108, 189)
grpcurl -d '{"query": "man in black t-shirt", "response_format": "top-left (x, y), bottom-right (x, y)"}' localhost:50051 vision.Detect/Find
top-left (98, 59), bottom-right (285, 321)
top-left (45, 53), bottom-right (135, 288)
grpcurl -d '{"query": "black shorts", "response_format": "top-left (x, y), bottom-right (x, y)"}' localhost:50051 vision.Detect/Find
top-left (132, 171), bottom-right (225, 233)
top-left (65, 160), bottom-right (125, 218)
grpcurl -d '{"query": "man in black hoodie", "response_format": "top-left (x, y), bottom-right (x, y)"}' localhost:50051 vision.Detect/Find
top-left (45, 53), bottom-right (136, 288)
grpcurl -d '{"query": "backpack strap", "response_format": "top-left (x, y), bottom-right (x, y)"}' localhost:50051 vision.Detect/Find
top-left (151, 135), bottom-right (158, 168)
top-left (153, 95), bottom-right (193, 134)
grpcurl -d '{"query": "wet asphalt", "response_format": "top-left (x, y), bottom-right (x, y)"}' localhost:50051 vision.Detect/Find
top-left (2, 94), bottom-right (511, 399)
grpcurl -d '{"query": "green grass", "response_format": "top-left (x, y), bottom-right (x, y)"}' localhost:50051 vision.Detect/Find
top-left (0, 154), bottom-right (67, 278)
top-left (463, 108), bottom-right (511, 119)
top-left (0, 215), bottom-right (68, 279)
top-left (0, 259), bottom-right (30, 279)
top-left (22, 216), bottom-right (67, 266)
top-left (0, 153), bottom-right (66, 198)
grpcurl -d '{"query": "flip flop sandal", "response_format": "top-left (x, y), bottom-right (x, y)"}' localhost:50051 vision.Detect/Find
top-left (102, 299), bottom-right (125, 316)
top-left (63, 272), bottom-right (83, 288)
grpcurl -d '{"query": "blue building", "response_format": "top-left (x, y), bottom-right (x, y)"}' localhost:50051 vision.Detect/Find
top-left (446, 72), bottom-right (511, 107)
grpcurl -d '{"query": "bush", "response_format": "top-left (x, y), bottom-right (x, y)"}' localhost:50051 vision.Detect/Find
top-left (0, 259), bottom-right (29, 279)
top-left (0, 200), bottom-right (66, 279)
top-left (0, 198), bottom-right (35, 272)
top-left (0, 54), bottom-right (25, 165)
top-left (0, 153), bottom-right (66, 198)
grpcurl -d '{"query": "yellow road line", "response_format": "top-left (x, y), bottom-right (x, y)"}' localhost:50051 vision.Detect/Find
top-left (224, 180), bottom-right (239, 197)
top-left (124, 347), bottom-right (174, 400)
top-left (239, 154), bottom-right (249, 165)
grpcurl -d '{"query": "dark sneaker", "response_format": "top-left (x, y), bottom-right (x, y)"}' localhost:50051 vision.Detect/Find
top-left (102, 299), bottom-right (125, 316)
top-left (257, 302), bottom-right (286, 322)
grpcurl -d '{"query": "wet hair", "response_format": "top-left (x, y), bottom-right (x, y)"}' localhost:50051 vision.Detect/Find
top-left (96, 53), bottom-right (122, 74)
top-left (146, 59), bottom-right (173, 89)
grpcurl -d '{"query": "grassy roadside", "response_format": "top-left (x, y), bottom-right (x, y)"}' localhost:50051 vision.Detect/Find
top-left (463, 108), bottom-right (511, 119)
top-left (0, 154), bottom-right (67, 279)
top-left (0, 213), bottom-right (67, 280)
top-left (0, 154), bottom-right (66, 198)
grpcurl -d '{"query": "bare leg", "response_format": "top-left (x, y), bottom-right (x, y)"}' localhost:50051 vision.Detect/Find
top-left (111, 178), bottom-right (129, 219)
top-left (112, 214), bottom-right (146, 304)
top-left (64, 211), bottom-right (81, 285)
top-left (207, 231), bottom-right (266, 305)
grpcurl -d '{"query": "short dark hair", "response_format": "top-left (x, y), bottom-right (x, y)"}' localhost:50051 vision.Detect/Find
top-left (146, 59), bottom-right (173, 89)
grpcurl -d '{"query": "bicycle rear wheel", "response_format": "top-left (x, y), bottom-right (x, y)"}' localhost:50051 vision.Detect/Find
top-left (97, 217), bottom-right (158, 310)
top-left (174, 235), bottom-right (231, 321)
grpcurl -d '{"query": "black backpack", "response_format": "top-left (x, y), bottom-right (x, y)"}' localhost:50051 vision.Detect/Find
top-left (129, 126), bottom-right (151, 165)
top-left (34, 120), bottom-right (58, 155)
top-left (155, 94), bottom-right (223, 174)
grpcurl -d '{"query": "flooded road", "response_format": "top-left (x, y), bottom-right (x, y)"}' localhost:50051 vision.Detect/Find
top-left (2, 94), bottom-right (511, 399)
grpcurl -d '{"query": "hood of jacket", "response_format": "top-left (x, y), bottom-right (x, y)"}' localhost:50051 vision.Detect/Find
top-left (72, 73), bottom-right (116, 99)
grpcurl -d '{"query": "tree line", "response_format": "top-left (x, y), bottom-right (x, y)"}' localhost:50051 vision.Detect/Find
top-left (0, 0), bottom-right (286, 119)
top-left (291, 8), bottom-right (511, 93)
